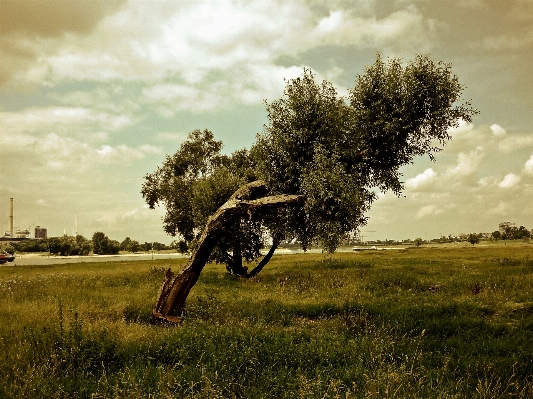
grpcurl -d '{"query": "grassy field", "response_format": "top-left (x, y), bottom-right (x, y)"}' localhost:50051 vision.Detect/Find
top-left (1, 243), bottom-right (532, 398)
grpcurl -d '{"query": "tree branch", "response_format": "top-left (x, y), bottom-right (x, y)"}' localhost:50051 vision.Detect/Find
top-left (245, 234), bottom-right (282, 278)
top-left (152, 185), bottom-right (305, 323)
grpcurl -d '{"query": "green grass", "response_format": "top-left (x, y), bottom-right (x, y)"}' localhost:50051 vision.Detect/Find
top-left (1, 244), bottom-right (532, 398)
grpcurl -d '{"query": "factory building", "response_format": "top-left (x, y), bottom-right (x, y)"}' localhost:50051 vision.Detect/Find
top-left (499, 221), bottom-right (515, 234)
top-left (2, 197), bottom-right (47, 241)
top-left (35, 226), bottom-right (47, 239)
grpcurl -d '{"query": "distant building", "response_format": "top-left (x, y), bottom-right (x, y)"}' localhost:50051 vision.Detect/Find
top-left (35, 226), bottom-right (47, 239)
top-left (15, 228), bottom-right (30, 238)
top-left (499, 221), bottom-right (515, 234)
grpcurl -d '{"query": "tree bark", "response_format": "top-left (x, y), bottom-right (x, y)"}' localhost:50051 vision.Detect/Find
top-left (151, 181), bottom-right (304, 324)
top-left (245, 235), bottom-right (281, 278)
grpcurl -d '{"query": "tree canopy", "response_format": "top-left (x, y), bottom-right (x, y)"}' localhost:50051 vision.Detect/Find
top-left (144, 55), bottom-right (476, 261)
top-left (141, 129), bottom-right (263, 275)
top-left (252, 55), bottom-right (475, 251)
top-left (144, 54), bottom-right (478, 322)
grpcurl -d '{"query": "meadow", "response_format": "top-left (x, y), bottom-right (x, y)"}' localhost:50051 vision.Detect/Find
top-left (1, 243), bottom-right (532, 398)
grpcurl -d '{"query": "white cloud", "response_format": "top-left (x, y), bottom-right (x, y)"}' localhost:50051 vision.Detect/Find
top-left (489, 201), bottom-right (510, 215)
top-left (446, 122), bottom-right (493, 152)
top-left (416, 204), bottom-right (443, 219)
top-left (37, 1), bottom-right (313, 86)
top-left (477, 176), bottom-right (498, 188)
top-left (445, 149), bottom-right (483, 178)
top-left (92, 132), bottom-right (109, 142)
top-left (156, 132), bottom-right (188, 143)
top-left (523, 154), bottom-right (533, 175)
top-left (498, 173), bottom-right (521, 188)
top-left (483, 31), bottom-right (533, 50)
top-left (142, 83), bottom-right (222, 113)
top-left (138, 144), bottom-right (161, 155)
top-left (498, 134), bottom-right (533, 153)
top-left (143, 84), bottom-right (199, 102)
top-left (4, 1), bottom-right (436, 112)
top-left (405, 168), bottom-right (437, 190)
top-left (313, 5), bottom-right (435, 53)
top-left (0, 107), bottom-right (135, 135)
top-left (317, 10), bottom-right (344, 33)
top-left (1, 128), bottom-right (159, 177)
top-left (94, 203), bottom-right (166, 238)
top-left (490, 124), bottom-right (507, 137)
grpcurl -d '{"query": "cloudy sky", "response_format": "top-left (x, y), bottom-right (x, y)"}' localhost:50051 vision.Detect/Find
top-left (1, 0), bottom-right (532, 244)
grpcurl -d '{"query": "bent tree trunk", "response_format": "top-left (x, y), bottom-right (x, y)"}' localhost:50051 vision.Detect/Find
top-left (152, 181), bottom-right (304, 324)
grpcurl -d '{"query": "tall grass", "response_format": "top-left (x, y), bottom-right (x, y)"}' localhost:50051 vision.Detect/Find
top-left (1, 245), bottom-right (532, 398)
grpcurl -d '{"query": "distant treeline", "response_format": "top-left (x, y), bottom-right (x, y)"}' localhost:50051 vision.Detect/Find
top-left (491, 226), bottom-right (531, 241)
top-left (0, 233), bottom-right (177, 256)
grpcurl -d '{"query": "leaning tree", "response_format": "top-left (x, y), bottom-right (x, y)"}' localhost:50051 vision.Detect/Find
top-left (144, 55), bottom-right (477, 323)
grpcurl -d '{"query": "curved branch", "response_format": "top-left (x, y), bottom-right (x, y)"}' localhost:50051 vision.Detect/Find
top-left (245, 235), bottom-right (282, 278)
top-left (152, 182), bottom-right (305, 323)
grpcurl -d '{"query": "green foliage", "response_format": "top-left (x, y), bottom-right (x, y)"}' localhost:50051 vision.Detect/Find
top-left (142, 129), bottom-right (262, 273)
top-left (0, 243), bottom-right (15, 255)
top-left (92, 232), bottom-right (119, 255)
top-left (120, 236), bottom-right (132, 251)
top-left (47, 235), bottom-right (92, 256)
top-left (10, 239), bottom-right (48, 253)
top-left (178, 240), bottom-right (188, 254)
top-left (252, 55), bottom-right (477, 252)
top-left (1, 245), bottom-right (532, 397)
top-left (349, 55), bottom-right (475, 189)
top-left (142, 129), bottom-right (239, 240)
top-left (467, 233), bottom-right (480, 246)
top-left (502, 226), bottom-right (531, 240)
top-left (142, 55), bottom-right (477, 276)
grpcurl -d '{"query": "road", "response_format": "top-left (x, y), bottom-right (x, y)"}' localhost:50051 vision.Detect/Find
top-left (2, 253), bottom-right (188, 267)
top-left (1, 246), bottom-right (409, 267)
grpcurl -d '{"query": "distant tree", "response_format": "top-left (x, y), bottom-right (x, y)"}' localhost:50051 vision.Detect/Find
top-left (47, 237), bottom-right (61, 255)
top-left (58, 235), bottom-right (74, 256)
top-left (120, 237), bottom-right (132, 251)
top-left (467, 233), bottom-right (480, 246)
top-left (140, 242), bottom-right (151, 252)
top-left (11, 239), bottom-right (47, 253)
top-left (178, 240), bottom-right (188, 254)
top-left (45, 235), bottom-right (91, 256)
top-left (107, 239), bottom-right (120, 255)
top-left (92, 232), bottom-right (119, 255)
top-left (144, 54), bottom-right (478, 323)
top-left (491, 231), bottom-right (501, 240)
top-left (414, 238), bottom-right (423, 247)
top-left (92, 232), bottom-right (108, 255)
top-left (72, 235), bottom-right (92, 255)
top-left (502, 226), bottom-right (530, 240)
top-left (516, 226), bottom-right (530, 240)
top-left (0, 243), bottom-right (15, 255)
top-left (152, 242), bottom-right (168, 251)
top-left (130, 240), bottom-right (140, 253)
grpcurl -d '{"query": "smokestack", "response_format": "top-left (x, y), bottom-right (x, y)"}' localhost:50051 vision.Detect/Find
top-left (9, 198), bottom-right (13, 237)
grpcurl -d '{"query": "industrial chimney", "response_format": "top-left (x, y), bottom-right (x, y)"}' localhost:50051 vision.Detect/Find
top-left (9, 198), bottom-right (14, 238)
